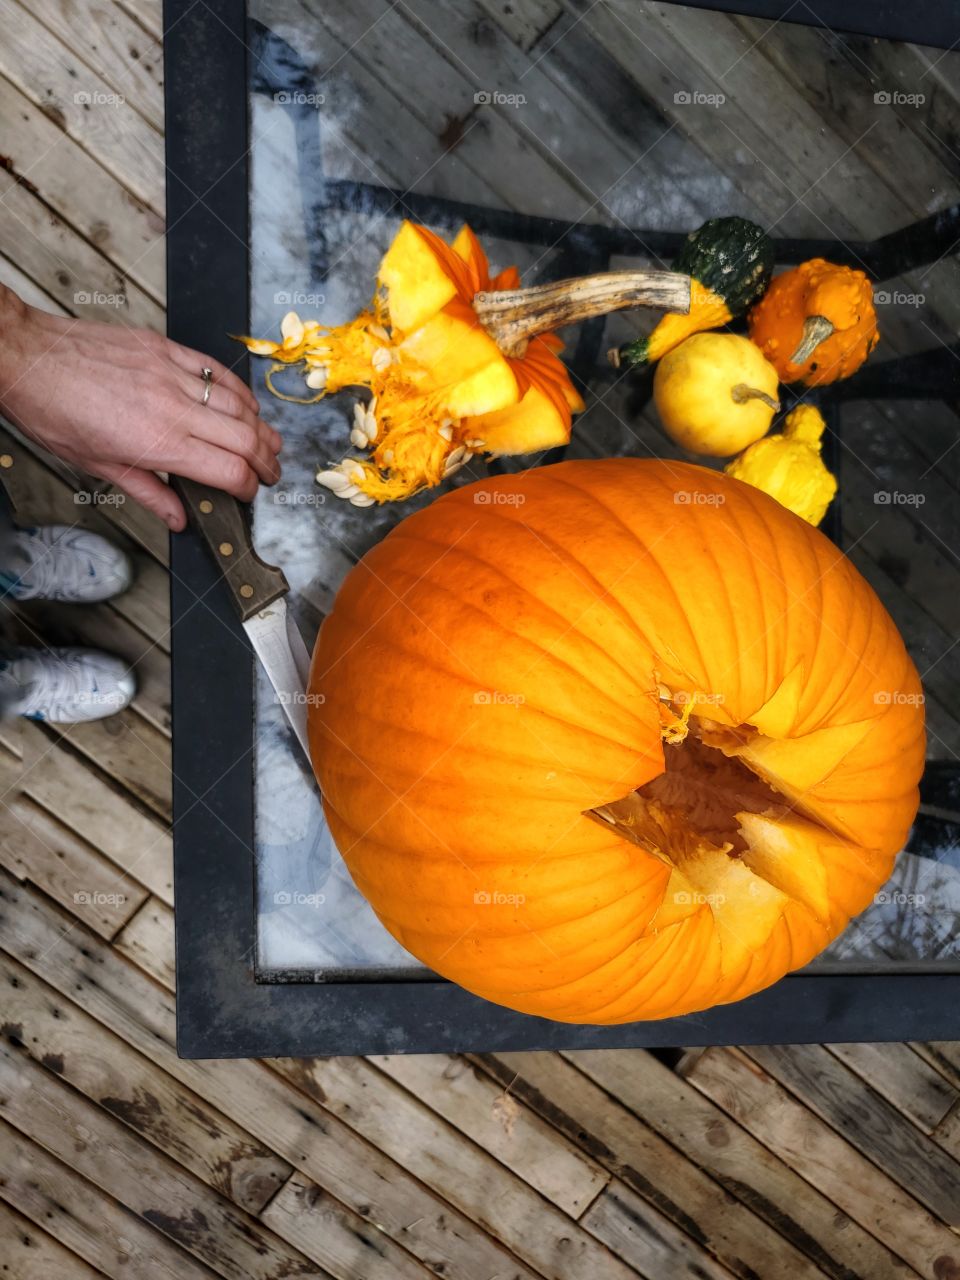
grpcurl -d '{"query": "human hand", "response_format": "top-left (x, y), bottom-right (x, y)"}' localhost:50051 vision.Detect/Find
top-left (0, 287), bottom-right (282, 530)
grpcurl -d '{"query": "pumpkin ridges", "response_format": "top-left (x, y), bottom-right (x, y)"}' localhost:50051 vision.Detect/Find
top-left (379, 526), bottom-right (652, 698)
top-left (720, 481), bottom-right (867, 735)
top-left (394, 493), bottom-right (662, 664)
top-left (536, 466), bottom-right (721, 686)
top-left (791, 553), bottom-right (913, 735)
top-left (311, 458), bottom-right (923, 1023)
top-left (709, 472), bottom-right (795, 714)
top-left (533, 911), bottom-right (723, 1023)
top-left (388, 867), bottom-right (687, 993)
top-left (324, 586), bottom-right (660, 767)
top-left (446, 909), bottom-right (711, 1020)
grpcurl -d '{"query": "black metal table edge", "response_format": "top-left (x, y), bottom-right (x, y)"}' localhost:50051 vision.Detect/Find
top-left (681, 0), bottom-right (960, 48)
top-left (166, 0), bottom-right (960, 1059)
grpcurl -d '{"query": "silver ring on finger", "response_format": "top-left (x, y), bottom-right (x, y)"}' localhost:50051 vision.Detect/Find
top-left (200, 367), bottom-right (213, 406)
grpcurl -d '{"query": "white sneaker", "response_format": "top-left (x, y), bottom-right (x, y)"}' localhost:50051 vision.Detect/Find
top-left (2, 525), bottom-right (133, 603)
top-left (0, 648), bottom-right (136, 722)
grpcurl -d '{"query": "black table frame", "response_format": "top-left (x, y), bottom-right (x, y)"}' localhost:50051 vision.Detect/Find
top-left (167, 0), bottom-right (960, 1058)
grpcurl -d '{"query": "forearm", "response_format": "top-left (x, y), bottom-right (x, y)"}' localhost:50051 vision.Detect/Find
top-left (0, 285), bottom-right (67, 428)
top-left (0, 284), bottom-right (29, 411)
top-left (0, 286), bottom-right (280, 527)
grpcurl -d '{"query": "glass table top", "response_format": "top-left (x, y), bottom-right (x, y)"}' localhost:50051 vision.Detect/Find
top-left (248, 0), bottom-right (960, 979)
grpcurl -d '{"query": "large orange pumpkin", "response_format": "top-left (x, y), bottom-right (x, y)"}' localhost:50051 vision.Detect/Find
top-left (308, 459), bottom-right (924, 1023)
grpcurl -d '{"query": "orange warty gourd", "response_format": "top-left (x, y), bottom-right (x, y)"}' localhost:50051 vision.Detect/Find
top-left (308, 459), bottom-right (924, 1024)
top-left (748, 258), bottom-right (879, 386)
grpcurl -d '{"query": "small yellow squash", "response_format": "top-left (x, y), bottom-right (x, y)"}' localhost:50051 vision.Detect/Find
top-left (654, 332), bottom-right (780, 457)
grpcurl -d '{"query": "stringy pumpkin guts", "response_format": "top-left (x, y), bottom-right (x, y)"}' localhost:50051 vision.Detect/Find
top-left (238, 222), bottom-right (585, 504)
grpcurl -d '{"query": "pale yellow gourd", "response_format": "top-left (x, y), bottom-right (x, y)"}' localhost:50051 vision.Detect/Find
top-left (654, 332), bottom-right (781, 457)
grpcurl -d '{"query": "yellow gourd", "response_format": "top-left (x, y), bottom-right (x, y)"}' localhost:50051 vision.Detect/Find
top-left (654, 333), bottom-right (781, 457)
top-left (725, 404), bottom-right (837, 526)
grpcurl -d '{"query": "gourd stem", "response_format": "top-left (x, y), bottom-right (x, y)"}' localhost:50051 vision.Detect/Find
top-left (473, 271), bottom-right (692, 357)
top-left (790, 314), bottom-right (835, 365)
top-left (731, 383), bottom-right (780, 412)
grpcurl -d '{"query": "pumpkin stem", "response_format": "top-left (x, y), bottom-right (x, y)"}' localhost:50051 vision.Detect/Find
top-left (731, 383), bottom-right (780, 412)
top-left (473, 271), bottom-right (691, 357)
top-left (790, 314), bottom-right (835, 365)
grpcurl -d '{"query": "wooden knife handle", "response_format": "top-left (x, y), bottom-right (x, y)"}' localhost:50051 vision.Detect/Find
top-left (173, 476), bottom-right (289, 622)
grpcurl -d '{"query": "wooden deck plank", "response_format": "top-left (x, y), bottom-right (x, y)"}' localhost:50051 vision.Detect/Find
top-left (0, 0), bottom-right (165, 212)
top-left (914, 1043), bottom-right (960, 1093)
top-left (826, 1043), bottom-right (959, 1135)
top-left (677, 1046), bottom-right (959, 1277)
top-left (580, 1183), bottom-right (738, 1280)
top-left (517, 7), bottom-right (742, 231)
top-left (1, 952), bottom-right (293, 1215)
top-left (273, 1055), bottom-right (645, 1280)
top-left (397, 0), bottom-right (706, 230)
top-left (838, 437), bottom-right (960, 637)
top-left (25, 0), bottom-right (165, 133)
top-left (932, 1102), bottom-right (960, 1163)
top-left (732, 15), bottom-right (959, 222)
top-left (607, 0), bottom-right (955, 258)
top-left (0, 873), bottom-right (544, 1280)
top-left (368, 1051), bottom-right (610, 1218)
top-left (0, 169), bottom-right (164, 330)
top-left (828, 32), bottom-right (960, 178)
top-left (743, 1044), bottom-right (960, 1227)
top-left (0, 781), bottom-right (147, 939)
top-left (291, 0), bottom-right (618, 224)
top-left (563, 0), bottom-right (959, 351)
top-left (113, 895), bottom-right (176, 985)
top-left (0, 719), bottom-right (173, 905)
top-left (259, 1175), bottom-right (441, 1280)
top-left (0, 1119), bottom-right (221, 1280)
top-left (477, 1051), bottom-right (894, 1280)
top-left (479, 0), bottom-right (562, 52)
top-left (0, 1044), bottom-right (325, 1280)
top-left (0, 1201), bottom-right (107, 1280)
top-left (116, 0), bottom-right (162, 41)
top-left (40, 710), bottom-right (172, 822)
top-left (0, 72), bottom-right (165, 301)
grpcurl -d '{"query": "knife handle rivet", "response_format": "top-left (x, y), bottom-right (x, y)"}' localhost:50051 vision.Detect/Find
top-left (0, 454), bottom-right (12, 469)
top-left (240, 584), bottom-right (254, 599)
top-left (199, 499), bottom-right (213, 514)
top-left (219, 541), bottom-right (234, 557)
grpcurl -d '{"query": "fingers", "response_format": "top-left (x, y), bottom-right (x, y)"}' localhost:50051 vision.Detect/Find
top-left (178, 371), bottom-right (282, 452)
top-left (93, 462), bottom-right (187, 530)
top-left (183, 402), bottom-right (281, 486)
top-left (166, 341), bottom-right (261, 415)
top-left (173, 437), bottom-right (264, 502)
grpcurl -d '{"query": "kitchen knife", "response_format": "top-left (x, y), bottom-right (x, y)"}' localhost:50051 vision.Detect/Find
top-left (172, 476), bottom-right (313, 760)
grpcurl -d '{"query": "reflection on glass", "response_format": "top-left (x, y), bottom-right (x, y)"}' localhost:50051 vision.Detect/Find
top-left (251, 1), bottom-right (960, 978)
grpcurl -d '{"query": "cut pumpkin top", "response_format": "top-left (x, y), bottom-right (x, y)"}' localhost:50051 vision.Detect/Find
top-left (240, 220), bottom-right (584, 502)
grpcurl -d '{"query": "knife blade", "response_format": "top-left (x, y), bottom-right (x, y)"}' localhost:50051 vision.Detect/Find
top-left (172, 475), bottom-right (314, 761)
top-left (243, 594), bottom-right (312, 758)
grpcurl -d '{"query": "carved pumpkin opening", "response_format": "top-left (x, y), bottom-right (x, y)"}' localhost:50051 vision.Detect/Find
top-left (590, 719), bottom-right (790, 865)
top-left (587, 701), bottom-right (855, 970)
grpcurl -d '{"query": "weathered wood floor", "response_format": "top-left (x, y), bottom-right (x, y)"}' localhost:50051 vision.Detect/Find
top-left (1, 1), bottom-right (960, 1277)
